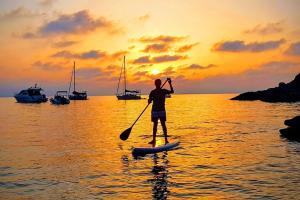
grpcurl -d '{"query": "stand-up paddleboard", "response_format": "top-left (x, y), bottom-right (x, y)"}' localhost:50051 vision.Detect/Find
top-left (132, 141), bottom-right (180, 157)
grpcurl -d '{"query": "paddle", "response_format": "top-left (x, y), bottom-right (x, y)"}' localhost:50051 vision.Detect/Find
top-left (120, 79), bottom-right (169, 141)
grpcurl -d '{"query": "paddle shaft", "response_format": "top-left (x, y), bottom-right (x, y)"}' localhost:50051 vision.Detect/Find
top-left (130, 79), bottom-right (169, 128)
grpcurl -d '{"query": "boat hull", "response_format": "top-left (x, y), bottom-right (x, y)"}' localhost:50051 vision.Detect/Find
top-left (69, 95), bottom-right (87, 100)
top-left (50, 97), bottom-right (70, 105)
top-left (116, 95), bottom-right (141, 100)
top-left (14, 95), bottom-right (48, 103)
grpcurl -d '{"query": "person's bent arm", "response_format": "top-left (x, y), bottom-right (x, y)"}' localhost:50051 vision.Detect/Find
top-left (167, 78), bottom-right (174, 94)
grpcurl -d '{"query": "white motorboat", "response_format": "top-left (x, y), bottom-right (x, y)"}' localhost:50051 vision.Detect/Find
top-left (14, 84), bottom-right (48, 103)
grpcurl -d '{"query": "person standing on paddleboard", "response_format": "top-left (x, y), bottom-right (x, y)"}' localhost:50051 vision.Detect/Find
top-left (148, 78), bottom-right (174, 146)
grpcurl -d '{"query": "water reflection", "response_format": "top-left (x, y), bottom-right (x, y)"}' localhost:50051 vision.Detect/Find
top-left (149, 152), bottom-right (169, 200)
top-left (1, 96), bottom-right (300, 199)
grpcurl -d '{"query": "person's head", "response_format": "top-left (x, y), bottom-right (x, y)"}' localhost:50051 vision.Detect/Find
top-left (154, 79), bottom-right (161, 89)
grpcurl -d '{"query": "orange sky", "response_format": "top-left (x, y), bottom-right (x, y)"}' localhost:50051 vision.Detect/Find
top-left (0, 0), bottom-right (300, 96)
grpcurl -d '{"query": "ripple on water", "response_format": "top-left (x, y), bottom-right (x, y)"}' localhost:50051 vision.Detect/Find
top-left (1, 95), bottom-right (300, 199)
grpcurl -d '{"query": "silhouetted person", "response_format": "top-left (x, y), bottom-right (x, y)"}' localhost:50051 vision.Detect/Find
top-left (148, 78), bottom-right (174, 146)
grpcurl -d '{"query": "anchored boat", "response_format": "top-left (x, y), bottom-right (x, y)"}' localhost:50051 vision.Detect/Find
top-left (50, 91), bottom-right (70, 105)
top-left (116, 56), bottom-right (141, 100)
top-left (14, 84), bottom-right (48, 103)
top-left (68, 61), bottom-right (88, 100)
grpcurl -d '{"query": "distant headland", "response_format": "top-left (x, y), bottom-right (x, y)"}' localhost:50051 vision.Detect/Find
top-left (231, 73), bottom-right (300, 103)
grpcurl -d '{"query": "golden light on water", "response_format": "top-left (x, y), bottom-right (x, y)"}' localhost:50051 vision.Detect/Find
top-left (1, 95), bottom-right (300, 199)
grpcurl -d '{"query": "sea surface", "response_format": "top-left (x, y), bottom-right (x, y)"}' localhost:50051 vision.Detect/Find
top-left (1, 94), bottom-right (300, 199)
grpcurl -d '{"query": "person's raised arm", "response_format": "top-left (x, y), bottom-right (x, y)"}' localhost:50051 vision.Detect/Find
top-left (167, 78), bottom-right (174, 94)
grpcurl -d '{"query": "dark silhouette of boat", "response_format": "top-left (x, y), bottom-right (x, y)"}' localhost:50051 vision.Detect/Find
top-left (68, 61), bottom-right (88, 100)
top-left (50, 91), bottom-right (70, 105)
top-left (14, 84), bottom-right (48, 103)
top-left (116, 56), bottom-right (141, 100)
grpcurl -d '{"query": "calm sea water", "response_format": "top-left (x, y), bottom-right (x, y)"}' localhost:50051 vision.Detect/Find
top-left (1, 94), bottom-right (300, 199)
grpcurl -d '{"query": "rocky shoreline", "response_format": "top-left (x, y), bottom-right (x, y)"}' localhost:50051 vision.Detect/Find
top-left (280, 116), bottom-right (300, 141)
top-left (231, 73), bottom-right (300, 103)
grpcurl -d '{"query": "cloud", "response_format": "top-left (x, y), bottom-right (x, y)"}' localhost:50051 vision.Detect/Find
top-left (138, 14), bottom-right (150, 22)
top-left (138, 35), bottom-right (186, 43)
top-left (259, 61), bottom-right (299, 69)
top-left (138, 64), bottom-right (153, 68)
top-left (21, 10), bottom-right (120, 38)
top-left (76, 67), bottom-right (103, 78)
top-left (111, 50), bottom-right (129, 59)
top-left (40, 10), bottom-right (114, 36)
top-left (285, 41), bottom-right (300, 56)
top-left (185, 64), bottom-right (217, 70)
top-left (175, 43), bottom-right (198, 53)
top-left (173, 61), bottom-right (300, 94)
top-left (132, 56), bottom-right (151, 64)
top-left (152, 55), bottom-right (186, 63)
top-left (32, 61), bottom-right (64, 71)
top-left (21, 32), bottom-right (37, 39)
top-left (142, 43), bottom-right (170, 53)
top-left (161, 67), bottom-right (176, 76)
top-left (39, 0), bottom-right (56, 7)
top-left (105, 64), bottom-right (118, 70)
top-left (134, 71), bottom-right (149, 77)
top-left (128, 45), bottom-right (135, 50)
top-left (132, 55), bottom-right (186, 64)
top-left (244, 21), bottom-right (283, 35)
top-left (52, 50), bottom-right (106, 59)
top-left (0, 7), bottom-right (44, 20)
top-left (212, 39), bottom-right (285, 52)
top-left (51, 49), bottom-right (127, 61)
top-left (53, 40), bottom-right (78, 48)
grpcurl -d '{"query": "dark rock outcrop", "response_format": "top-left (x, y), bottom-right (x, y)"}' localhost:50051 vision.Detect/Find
top-left (284, 115), bottom-right (300, 127)
top-left (280, 115), bottom-right (300, 141)
top-left (231, 73), bottom-right (300, 102)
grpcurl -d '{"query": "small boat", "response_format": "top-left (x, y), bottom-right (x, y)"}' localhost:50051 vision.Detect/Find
top-left (68, 61), bottom-right (88, 100)
top-left (50, 91), bottom-right (70, 105)
top-left (14, 84), bottom-right (48, 103)
top-left (132, 141), bottom-right (180, 157)
top-left (116, 56), bottom-right (141, 100)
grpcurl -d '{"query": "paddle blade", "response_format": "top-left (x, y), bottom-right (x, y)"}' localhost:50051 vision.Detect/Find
top-left (120, 127), bottom-right (132, 141)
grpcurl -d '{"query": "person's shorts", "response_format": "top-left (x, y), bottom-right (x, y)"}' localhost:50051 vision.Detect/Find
top-left (151, 111), bottom-right (166, 122)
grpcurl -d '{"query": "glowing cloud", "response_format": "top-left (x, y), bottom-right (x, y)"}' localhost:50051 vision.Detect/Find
top-left (40, 10), bottom-right (113, 35)
top-left (138, 35), bottom-right (186, 43)
top-left (185, 64), bottom-right (217, 70)
top-left (244, 21), bottom-right (283, 35)
top-left (175, 43), bottom-right (198, 53)
top-left (32, 61), bottom-right (64, 71)
top-left (52, 50), bottom-right (106, 60)
top-left (132, 55), bottom-right (186, 64)
top-left (142, 43), bottom-right (170, 53)
top-left (285, 41), bottom-right (300, 56)
top-left (212, 39), bottom-right (285, 52)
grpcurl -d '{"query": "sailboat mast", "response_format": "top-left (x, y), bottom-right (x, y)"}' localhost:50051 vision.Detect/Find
top-left (124, 56), bottom-right (126, 94)
top-left (73, 61), bottom-right (76, 92)
top-left (68, 63), bottom-right (73, 95)
top-left (116, 58), bottom-right (123, 95)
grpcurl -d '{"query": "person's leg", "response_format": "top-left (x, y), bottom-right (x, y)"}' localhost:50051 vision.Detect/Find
top-left (161, 120), bottom-right (169, 144)
top-left (149, 121), bottom-right (158, 146)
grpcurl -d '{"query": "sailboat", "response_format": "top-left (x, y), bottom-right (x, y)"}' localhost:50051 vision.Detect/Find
top-left (116, 56), bottom-right (141, 100)
top-left (68, 61), bottom-right (88, 100)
